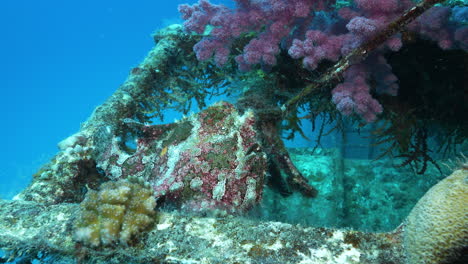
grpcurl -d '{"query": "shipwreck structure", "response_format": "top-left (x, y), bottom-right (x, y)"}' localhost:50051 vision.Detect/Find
top-left (1, 0), bottom-right (467, 261)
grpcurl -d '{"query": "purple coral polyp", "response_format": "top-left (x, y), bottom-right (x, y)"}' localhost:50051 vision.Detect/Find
top-left (179, 0), bottom-right (468, 123)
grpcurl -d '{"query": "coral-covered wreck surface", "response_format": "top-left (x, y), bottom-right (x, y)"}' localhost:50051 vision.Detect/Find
top-left (1, 0), bottom-right (468, 263)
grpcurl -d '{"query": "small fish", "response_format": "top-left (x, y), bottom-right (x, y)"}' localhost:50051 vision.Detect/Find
top-left (246, 143), bottom-right (261, 155)
top-left (160, 146), bottom-right (168, 157)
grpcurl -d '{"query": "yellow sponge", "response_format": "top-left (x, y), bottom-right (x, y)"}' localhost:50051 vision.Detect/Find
top-left (74, 180), bottom-right (156, 247)
top-left (404, 168), bottom-right (467, 264)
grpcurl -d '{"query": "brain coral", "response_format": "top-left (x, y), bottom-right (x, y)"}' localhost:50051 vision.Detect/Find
top-left (74, 180), bottom-right (156, 247)
top-left (404, 167), bottom-right (467, 264)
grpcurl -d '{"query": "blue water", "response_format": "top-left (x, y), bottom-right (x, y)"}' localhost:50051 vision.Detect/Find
top-left (0, 0), bottom-right (323, 200)
top-left (1, 0), bottom-right (231, 199)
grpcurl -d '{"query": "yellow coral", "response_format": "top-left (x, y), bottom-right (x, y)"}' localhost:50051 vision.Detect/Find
top-left (404, 168), bottom-right (468, 264)
top-left (74, 180), bottom-right (156, 247)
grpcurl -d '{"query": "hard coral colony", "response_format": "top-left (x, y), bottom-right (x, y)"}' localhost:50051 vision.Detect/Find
top-left (75, 181), bottom-right (156, 247)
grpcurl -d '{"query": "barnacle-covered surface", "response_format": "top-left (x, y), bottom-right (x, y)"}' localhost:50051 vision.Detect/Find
top-left (96, 101), bottom-right (268, 212)
top-left (2, 160), bottom-right (466, 263)
top-left (0, 199), bottom-right (405, 264)
top-left (13, 24), bottom-right (315, 209)
top-left (14, 25), bottom-right (236, 205)
top-left (16, 132), bottom-right (103, 204)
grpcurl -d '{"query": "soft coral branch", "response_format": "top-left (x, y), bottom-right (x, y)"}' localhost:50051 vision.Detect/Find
top-left (284, 0), bottom-right (446, 118)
